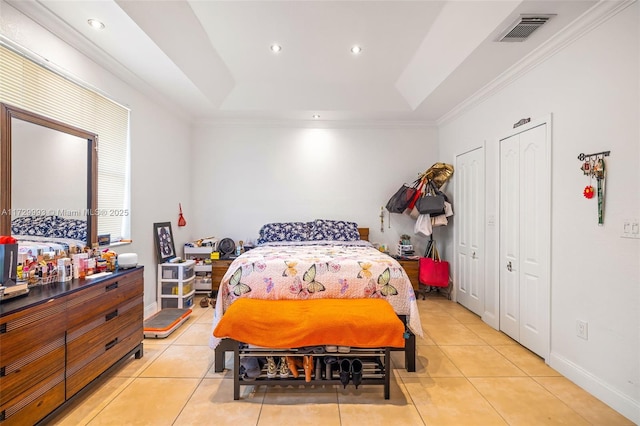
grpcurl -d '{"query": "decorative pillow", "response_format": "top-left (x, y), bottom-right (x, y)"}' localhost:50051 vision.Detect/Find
top-left (54, 218), bottom-right (87, 241)
top-left (308, 219), bottom-right (360, 241)
top-left (12, 215), bottom-right (58, 236)
top-left (257, 222), bottom-right (309, 244)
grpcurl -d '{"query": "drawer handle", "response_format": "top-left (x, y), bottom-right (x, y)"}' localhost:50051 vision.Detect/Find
top-left (106, 282), bottom-right (119, 291)
top-left (105, 309), bottom-right (119, 321)
top-left (0, 366), bottom-right (5, 377)
top-left (1, 410), bottom-right (5, 421)
top-left (105, 337), bottom-right (119, 351)
top-left (0, 323), bottom-right (6, 334)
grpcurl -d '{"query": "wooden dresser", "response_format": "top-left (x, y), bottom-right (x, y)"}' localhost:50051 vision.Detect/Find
top-left (0, 267), bottom-right (144, 425)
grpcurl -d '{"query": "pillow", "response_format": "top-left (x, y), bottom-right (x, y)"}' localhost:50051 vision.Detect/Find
top-left (308, 219), bottom-right (360, 241)
top-left (12, 215), bottom-right (60, 237)
top-left (257, 222), bottom-right (309, 244)
top-left (54, 217), bottom-right (87, 241)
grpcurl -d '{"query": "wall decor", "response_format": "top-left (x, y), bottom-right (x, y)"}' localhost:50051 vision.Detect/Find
top-left (178, 203), bottom-right (187, 227)
top-left (578, 150), bottom-right (610, 225)
top-left (153, 221), bottom-right (176, 263)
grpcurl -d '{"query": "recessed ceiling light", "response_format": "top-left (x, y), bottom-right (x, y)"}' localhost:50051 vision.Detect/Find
top-left (270, 44), bottom-right (282, 53)
top-left (87, 19), bottom-right (105, 30)
top-left (312, 114), bottom-right (321, 119)
top-left (350, 45), bottom-right (362, 54)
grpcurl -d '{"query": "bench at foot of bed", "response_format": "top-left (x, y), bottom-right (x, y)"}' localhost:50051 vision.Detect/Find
top-left (232, 343), bottom-right (392, 400)
top-left (213, 299), bottom-right (417, 374)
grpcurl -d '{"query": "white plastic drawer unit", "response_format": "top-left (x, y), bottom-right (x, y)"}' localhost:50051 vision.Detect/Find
top-left (161, 263), bottom-right (194, 280)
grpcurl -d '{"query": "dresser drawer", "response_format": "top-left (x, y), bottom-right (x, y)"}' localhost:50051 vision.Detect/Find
top-left (66, 269), bottom-right (143, 329)
top-left (0, 373), bottom-right (65, 426)
top-left (211, 260), bottom-right (233, 291)
top-left (66, 328), bottom-right (142, 397)
top-left (0, 297), bottom-right (66, 366)
top-left (0, 338), bottom-right (65, 407)
top-left (67, 295), bottom-right (143, 369)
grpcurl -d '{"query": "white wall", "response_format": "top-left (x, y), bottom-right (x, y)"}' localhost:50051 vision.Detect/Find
top-left (438, 4), bottom-right (639, 422)
top-left (189, 123), bottom-right (438, 256)
top-left (0, 2), bottom-right (194, 313)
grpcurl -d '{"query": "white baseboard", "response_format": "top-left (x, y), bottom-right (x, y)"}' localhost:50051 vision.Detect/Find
top-left (549, 351), bottom-right (639, 424)
top-left (144, 301), bottom-right (158, 320)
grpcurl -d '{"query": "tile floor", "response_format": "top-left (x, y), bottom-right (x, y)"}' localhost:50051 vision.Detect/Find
top-left (46, 294), bottom-right (635, 426)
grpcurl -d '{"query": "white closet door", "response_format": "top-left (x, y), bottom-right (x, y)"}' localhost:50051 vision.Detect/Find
top-left (455, 147), bottom-right (485, 316)
top-left (517, 124), bottom-right (550, 357)
top-left (499, 121), bottom-right (550, 360)
top-left (499, 136), bottom-right (521, 341)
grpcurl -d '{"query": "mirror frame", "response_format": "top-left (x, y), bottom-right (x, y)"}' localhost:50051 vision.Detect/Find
top-left (1, 103), bottom-right (98, 247)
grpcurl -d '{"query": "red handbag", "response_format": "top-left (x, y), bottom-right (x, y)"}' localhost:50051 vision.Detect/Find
top-left (419, 248), bottom-right (449, 287)
top-left (406, 178), bottom-right (426, 210)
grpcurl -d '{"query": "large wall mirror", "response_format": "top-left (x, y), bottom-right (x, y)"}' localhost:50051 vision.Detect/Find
top-left (1, 103), bottom-right (98, 246)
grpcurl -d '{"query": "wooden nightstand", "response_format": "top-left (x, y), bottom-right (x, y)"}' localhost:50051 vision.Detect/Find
top-left (395, 258), bottom-right (419, 291)
top-left (211, 259), bottom-right (234, 292)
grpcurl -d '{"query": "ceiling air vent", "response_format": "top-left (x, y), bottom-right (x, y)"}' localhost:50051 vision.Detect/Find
top-left (497, 14), bottom-right (555, 42)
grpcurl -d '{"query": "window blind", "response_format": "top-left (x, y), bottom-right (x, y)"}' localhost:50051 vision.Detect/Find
top-left (0, 43), bottom-right (130, 241)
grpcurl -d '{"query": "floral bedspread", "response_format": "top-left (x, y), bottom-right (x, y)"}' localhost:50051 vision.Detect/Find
top-left (211, 241), bottom-right (423, 347)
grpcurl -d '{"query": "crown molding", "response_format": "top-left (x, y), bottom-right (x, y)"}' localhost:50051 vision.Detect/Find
top-left (437, 0), bottom-right (636, 126)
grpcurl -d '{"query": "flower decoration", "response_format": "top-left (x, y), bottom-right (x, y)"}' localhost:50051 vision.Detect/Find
top-left (583, 185), bottom-right (594, 199)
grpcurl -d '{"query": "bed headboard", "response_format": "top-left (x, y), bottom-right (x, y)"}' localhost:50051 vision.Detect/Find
top-left (358, 228), bottom-right (369, 241)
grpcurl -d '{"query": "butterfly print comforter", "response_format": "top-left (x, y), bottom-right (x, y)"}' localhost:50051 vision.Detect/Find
top-left (211, 241), bottom-right (423, 345)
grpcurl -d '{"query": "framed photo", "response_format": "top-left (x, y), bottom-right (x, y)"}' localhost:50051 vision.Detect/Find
top-left (153, 222), bottom-right (176, 263)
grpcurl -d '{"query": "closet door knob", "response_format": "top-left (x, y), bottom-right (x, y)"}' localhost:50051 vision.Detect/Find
top-left (507, 261), bottom-right (513, 272)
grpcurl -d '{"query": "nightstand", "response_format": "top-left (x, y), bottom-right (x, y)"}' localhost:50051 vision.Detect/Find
top-left (395, 258), bottom-right (419, 291)
top-left (211, 259), bottom-right (234, 292)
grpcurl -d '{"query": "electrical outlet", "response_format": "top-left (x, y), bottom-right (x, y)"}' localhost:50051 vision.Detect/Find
top-left (621, 218), bottom-right (640, 239)
top-left (576, 320), bottom-right (588, 340)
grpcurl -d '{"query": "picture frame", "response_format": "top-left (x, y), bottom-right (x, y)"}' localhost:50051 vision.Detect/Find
top-left (153, 222), bottom-right (176, 264)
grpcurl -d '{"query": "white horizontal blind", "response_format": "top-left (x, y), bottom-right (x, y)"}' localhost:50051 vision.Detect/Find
top-left (0, 45), bottom-right (130, 241)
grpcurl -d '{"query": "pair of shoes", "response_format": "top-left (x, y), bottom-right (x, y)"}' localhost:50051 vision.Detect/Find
top-left (299, 346), bottom-right (325, 354)
top-left (326, 345), bottom-right (350, 353)
top-left (240, 357), bottom-right (261, 379)
top-left (199, 297), bottom-right (209, 308)
top-left (266, 356), bottom-right (278, 378)
top-left (286, 356), bottom-right (303, 378)
top-left (278, 356), bottom-right (290, 378)
top-left (338, 358), bottom-right (363, 388)
top-left (303, 355), bottom-right (314, 382)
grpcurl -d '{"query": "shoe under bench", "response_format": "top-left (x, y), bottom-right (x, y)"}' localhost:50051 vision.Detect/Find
top-left (232, 342), bottom-right (392, 400)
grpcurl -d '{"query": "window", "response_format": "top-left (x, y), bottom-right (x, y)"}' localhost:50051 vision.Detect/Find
top-left (0, 42), bottom-right (130, 241)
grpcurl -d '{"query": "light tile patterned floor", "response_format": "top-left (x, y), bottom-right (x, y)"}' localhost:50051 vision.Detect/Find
top-left (47, 295), bottom-right (635, 425)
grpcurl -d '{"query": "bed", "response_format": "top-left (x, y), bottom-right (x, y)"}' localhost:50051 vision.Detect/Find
top-left (211, 220), bottom-right (422, 374)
